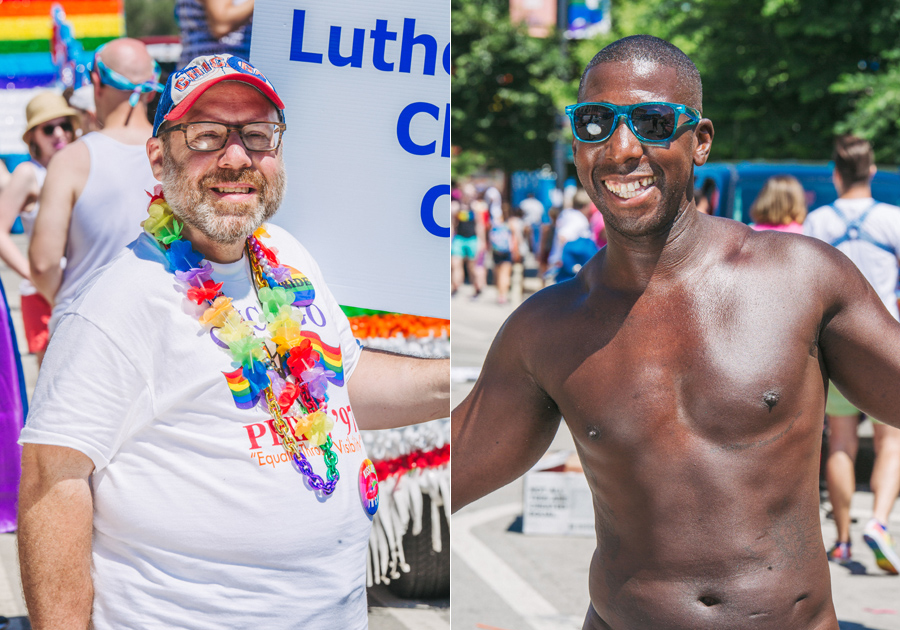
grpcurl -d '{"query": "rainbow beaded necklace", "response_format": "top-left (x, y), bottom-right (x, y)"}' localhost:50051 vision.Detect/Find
top-left (142, 186), bottom-right (340, 494)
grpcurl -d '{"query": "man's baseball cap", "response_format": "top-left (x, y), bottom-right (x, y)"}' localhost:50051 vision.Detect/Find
top-left (153, 54), bottom-right (285, 136)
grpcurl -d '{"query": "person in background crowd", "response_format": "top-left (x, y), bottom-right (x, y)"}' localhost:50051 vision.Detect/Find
top-left (518, 192), bottom-right (545, 254)
top-left (471, 191), bottom-right (492, 296)
top-left (484, 184), bottom-right (503, 225)
top-left (177, 0), bottom-right (254, 68)
top-left (451, 187), bottom-right (486, 298)
top-left (590, 198), bottom-right (607, 248)
top-left (749, 175), bottom-right (807, 233)
top-left (489, 203), bottom-right (519, 304)
top-left (549, 188), bottom-right (595, 280)
top-left (537, 205), bottom-right (559, 285)
top-left (29, 38), bottom-right (161, 337)
top-left (0, 93), bottom-right (80, 365)
top-left (805, 134), bottom-right (900, 574)
top-left (68, 85), bottom-right (101, 135)
top-left (694, 176), bottom-right (717, 215)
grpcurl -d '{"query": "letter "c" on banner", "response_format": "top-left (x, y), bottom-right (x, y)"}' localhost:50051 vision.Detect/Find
top-left (421, 184), bottom-right (450, 237)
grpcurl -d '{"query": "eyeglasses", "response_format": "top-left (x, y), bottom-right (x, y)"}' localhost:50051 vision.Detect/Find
top-left (41, 121), bottom-right (74, 136)
top-left (158, 121), bottom-right (287, 152)
top-left (564, 102), bottom-right (700, 145)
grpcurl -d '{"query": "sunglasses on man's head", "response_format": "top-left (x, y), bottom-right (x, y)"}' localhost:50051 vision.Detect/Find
top-left (565, 102), bottom-right (700, 145)
top-left (41, 121), bottom-right (74, 136)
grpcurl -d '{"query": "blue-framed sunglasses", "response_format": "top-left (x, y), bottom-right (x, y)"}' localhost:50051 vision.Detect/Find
top-left (565, 101), bottom-right (701, 145)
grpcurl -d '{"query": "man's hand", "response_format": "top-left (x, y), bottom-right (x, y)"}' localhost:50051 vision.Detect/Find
top-left (202, 0), bottom-right (255, 39)
top-left (347, 348), bottom-right (449, 430)
top-left (29, 142), bottom-right (89, 303)
top-left (19, 444), bottom-right (95, 630)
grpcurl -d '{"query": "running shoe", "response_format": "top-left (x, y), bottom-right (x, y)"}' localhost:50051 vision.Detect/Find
top-left (863, 518), bottom-right (900, 575)
top-left (827, 540), bottom-right (852, 565)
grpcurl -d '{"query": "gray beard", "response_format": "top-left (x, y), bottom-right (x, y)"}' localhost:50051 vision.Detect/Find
top-left (160, 146), bottom-right (286, 245)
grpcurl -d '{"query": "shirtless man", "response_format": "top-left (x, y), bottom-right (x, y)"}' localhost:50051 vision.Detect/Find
top-left (451, 35), bottom-right (900, 630)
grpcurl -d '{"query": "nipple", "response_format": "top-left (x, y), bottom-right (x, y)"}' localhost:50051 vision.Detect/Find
top-left (763, 390), bottom-right (780, 412)
top-left (586, 425), bottom-right (602, 441)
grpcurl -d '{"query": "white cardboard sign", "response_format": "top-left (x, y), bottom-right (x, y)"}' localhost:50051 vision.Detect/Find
top-left (250, 1), bottom-right (450, 318)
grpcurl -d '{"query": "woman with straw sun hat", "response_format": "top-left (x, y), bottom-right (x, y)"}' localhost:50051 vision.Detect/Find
top-left (0, 91), bottom-right (80, 365)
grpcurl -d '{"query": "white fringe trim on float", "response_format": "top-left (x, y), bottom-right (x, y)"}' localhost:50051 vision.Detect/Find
top-left (358, 331), bottom-right (450, 587)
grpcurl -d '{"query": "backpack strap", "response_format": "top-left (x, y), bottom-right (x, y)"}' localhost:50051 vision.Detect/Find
top-left (828, 201), bottom-right (897, 256)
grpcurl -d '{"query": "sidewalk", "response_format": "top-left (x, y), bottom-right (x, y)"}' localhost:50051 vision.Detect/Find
top-left (451, 282), bottom-right (900, 630)
top-left (0, 233), bottom-right (448, 629)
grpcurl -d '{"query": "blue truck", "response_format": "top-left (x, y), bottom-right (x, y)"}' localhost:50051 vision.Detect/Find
top-left (694, 162), bottom-right (900, 224)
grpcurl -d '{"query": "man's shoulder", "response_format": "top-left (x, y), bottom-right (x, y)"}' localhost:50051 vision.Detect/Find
top-left (45, 138), bottom-right (91, 184)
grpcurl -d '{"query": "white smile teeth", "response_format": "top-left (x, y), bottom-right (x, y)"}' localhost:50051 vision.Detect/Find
top-left (215, 187), bottom-right (251, 194)
top-left (603, 176), bottom-right (657, 199)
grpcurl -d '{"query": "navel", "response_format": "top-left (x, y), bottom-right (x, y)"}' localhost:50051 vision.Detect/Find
top-left (698, 595), bottom-right (720, 607)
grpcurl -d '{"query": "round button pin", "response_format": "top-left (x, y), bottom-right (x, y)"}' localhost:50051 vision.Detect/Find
top-left (359, 458), bottom-right (379, 515)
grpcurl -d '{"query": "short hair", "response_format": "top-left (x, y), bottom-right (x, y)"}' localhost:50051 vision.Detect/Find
top-left (833, 135), bottom-right (872, 188)
top-left (749, 175), bottom-right (807, 226)
top-left (578, 35), bottom-right (702, 110)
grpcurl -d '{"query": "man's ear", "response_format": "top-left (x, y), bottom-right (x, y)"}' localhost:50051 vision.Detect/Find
top-left (146, 137), bottom-right (165, 182)
top-left (693, 119), bottom-right (714, 166)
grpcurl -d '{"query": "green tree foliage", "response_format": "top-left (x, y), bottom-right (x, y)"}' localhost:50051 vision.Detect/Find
top-left (451, 0), bottom-right (567, 176)
top-left (125, 0), bottom-right (179, 38)
top-left (832, 48), bottom-right (900, 163)
top-left (670, 0), bottom-right (900, 162)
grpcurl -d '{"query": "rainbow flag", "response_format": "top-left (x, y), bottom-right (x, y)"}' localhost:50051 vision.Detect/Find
top-left (0, 0), bottom-right (123, 89)
top-left (299, 331), bottom-right (345, 386)
top-left (222, 366), bottom-right (260, 410)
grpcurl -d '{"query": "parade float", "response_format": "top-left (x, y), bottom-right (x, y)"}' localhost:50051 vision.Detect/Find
top-left (345, 310), bottom-right (450, 599)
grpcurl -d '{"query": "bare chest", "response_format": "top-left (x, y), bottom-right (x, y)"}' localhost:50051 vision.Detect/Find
top-left (538, 280), bottom-right (823, 453)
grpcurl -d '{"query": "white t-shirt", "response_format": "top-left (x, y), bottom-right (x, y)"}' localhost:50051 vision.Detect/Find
top-left (21, 225), bottom-right (372, 629)
top-left (804, 197), bottom-right (900, 320)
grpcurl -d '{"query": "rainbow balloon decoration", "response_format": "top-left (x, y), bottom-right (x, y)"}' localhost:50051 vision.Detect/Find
top-left (0, 1), bottom-right (124, 89)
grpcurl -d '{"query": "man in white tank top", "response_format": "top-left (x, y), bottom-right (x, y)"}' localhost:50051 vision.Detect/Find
top-left (28, 38), bottom-right (162, 334)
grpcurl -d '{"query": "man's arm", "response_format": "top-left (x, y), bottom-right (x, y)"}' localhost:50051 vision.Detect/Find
top-left (816, 243), bottom-right (900, 428)
top-left (202, 0), bottom-right (254, 39)
top-left (18, 444), bottom-right (95, 630)
top-left (29, 142), bottom-right (88, 303)
top-left (347, 348), bottom-right (449, 430)
top-left (452, 305), bottom-right (563, 512)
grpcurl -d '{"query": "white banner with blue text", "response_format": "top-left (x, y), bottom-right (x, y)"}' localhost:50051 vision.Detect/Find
top-left (250, 1), bottom-right (450, 318)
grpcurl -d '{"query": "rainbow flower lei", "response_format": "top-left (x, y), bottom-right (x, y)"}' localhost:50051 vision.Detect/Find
top-left (141, 185), bottom-right (340, 494)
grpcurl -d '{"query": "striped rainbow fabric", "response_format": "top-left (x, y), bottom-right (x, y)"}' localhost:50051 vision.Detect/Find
top-left (0, 0), bottom-right (123, 89)
top-left (299, 331), bottom-right (345, 387)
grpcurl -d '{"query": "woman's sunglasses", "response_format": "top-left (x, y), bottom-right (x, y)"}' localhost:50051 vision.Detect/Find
top-left (40, 121), bottom-right (74, 136)
top-left (565, 101), bottom-right (700, 145)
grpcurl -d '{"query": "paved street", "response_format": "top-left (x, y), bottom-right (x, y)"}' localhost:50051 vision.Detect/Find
top-left (0, 232), bottom-right (448, 629)
top-left (451, 280), bottom-right (900, 630)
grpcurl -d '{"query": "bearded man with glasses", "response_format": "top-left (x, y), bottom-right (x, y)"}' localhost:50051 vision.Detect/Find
top-left (18, 54), bottom-right (449, 629)
top-left (452, 35), bottom-right (900, 630)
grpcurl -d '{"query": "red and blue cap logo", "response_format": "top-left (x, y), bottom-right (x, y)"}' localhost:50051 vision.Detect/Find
top-left (153, 54), bottom-right (285, 136)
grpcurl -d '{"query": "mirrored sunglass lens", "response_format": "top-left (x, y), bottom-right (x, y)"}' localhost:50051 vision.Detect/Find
top-left (573, 105), bottom-right (615, 141)
top-left (631, 104), bottom-right (676, 141)
top-left (186, 124), bottom-right (227, 150)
